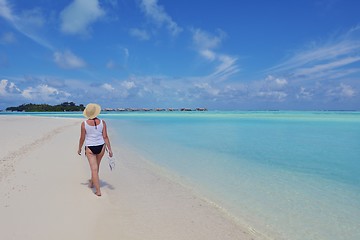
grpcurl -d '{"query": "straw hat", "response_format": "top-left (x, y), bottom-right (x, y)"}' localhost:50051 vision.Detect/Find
top-left (83, 103), bottom-right (101, 119)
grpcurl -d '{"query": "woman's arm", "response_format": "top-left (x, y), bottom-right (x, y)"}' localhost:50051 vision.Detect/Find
top-left (78, 122), bottom-right (85, 155)
top-left (102, 120), bottom-right (113, 157)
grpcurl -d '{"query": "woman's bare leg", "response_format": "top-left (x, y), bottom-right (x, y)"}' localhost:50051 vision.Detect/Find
top-left (96, 145), bottom-right (106, 173)
top-left (86, 148), bottom-right (101, 196)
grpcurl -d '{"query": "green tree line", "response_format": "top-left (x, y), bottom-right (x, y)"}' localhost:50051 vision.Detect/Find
top-left (6, 102), bottom-right (85, 112)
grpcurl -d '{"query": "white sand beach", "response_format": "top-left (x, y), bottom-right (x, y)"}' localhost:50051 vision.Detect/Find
top-left (0, 115), bottom-right (264, 240)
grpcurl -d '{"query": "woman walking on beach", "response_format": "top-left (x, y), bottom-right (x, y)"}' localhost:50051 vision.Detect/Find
top-left (78, 103), bottom-right (113, 196)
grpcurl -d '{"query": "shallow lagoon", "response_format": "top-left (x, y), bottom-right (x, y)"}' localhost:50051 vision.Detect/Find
top-left (108, 111), bottom-right (360, 240)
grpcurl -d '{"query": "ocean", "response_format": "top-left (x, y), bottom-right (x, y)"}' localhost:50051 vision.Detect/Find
top-left (5, 111), bottom-right (360, 239)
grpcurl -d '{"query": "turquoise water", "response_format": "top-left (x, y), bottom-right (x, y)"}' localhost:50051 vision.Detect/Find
top-left (4, 111), bottom-right (360, 239)
top-left (106, 111), bottom-right (360, 240)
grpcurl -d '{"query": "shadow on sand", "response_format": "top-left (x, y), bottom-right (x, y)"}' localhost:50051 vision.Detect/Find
top-left (81, 179), bottom-right (115, 191)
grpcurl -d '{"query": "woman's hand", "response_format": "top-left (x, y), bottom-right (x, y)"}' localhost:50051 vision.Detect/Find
top-left (108, 150), bottom-right (113, 158)
top-left (77, 149), bottom-right (82, 155)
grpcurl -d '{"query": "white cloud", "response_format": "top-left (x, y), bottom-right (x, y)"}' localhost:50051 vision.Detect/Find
top-left (248, 75), bottom-right (289, 102)
top-left (200, 49), bottom-right (216, 61)
top-left (0, 79), bottom-right (8, 95)
top-left (192, 28), bottom-right (224, 50)
top-left (8, 81), bottom-right (20, 92)
top-left (21, 84), bottom-right (70, 101)
top-left (122, 81), bottom-right (136, 90)
top-left (261, 26), bottom-right (360, 105)
top-left (102, 83), bottom-right (115, 91)
top-left (0, 79), bottom-right (20, 96)
top-left (139, 0), bottom-right (182, 36)
top-left (270, 40), bottom-right (360, 74)
top-left (194, 82), bottom-right (220, 96)
top-left (256, 91), bottom-right (287, 101)
top-left (296, 87), bottom-right (313, 100)
top-left (211, 54), bottom-right (239, 81)
top-left (339, 83), bottom-right (356, 97)
top-left (327, 83), bottom-right (356, 98)
top-left (294, 56), bottom-right (360, 77)
top-left (267, 26), bottom-right (360, 84)
top-left (130, 28), bottom-right (150, 40)
top-left (60, 0), bottom-right (105, 35)
top-left (191, 28), bottom-right (239, 81)
top-left (0, 0), bottom-right (53, 50)
top-left (265, 75), bottom-right (288, 88)
top-left (20, 89), bottom-right (31, 99)
top-left (21, 88), bottom-right (34, 99)
top-left (53, 50), bottom-right (86, 69)
top-left (0, 0), bottom-right (14, 21)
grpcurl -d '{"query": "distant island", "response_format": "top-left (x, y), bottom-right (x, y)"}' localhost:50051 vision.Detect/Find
top-left (6, 102), bottom-right (85, 112)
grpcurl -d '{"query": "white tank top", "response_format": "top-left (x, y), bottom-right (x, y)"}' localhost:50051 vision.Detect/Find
top-left (84, 119), bottom-right (105, 146)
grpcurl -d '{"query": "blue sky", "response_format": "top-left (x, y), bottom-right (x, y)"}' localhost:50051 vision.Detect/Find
top-left (1, 0), bottom-right (360, 110)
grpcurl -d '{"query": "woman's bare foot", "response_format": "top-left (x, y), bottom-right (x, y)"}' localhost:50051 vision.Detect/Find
top-left (95, 191), bottom-right (101, 196)
top-left (88, 179), bottom-right (94, 188)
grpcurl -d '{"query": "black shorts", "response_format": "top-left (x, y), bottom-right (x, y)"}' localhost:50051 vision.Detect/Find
top-left (86, 144), bottom-right (105, 154)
